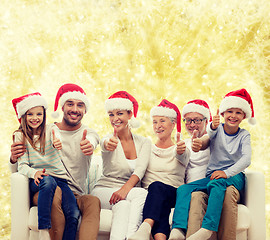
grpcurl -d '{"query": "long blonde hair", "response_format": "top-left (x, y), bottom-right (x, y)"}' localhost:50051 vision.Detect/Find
top-left (13, 107), bottom-right (47, 155)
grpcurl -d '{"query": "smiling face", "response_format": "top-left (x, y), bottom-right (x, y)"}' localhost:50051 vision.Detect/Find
top-left (184, 112), bottom-right (208, 138)
top-left (108, 109), bottom-right (132, 133)
top-left (26, 106), bottom-right (44, 133)
top-left (152, 116), bottom-right (175, 141)
top-left (222, 108), bottom-right (245, 130)
top-left (62, 99), bottom-right (86, 128)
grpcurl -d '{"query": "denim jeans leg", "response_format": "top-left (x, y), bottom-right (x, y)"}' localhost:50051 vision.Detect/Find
top-left (30, 176), bottom-right (57, 229)
top-left (172, 178), bottom-right (209, 230)
top-left (202, 173), bottom-right (245, 231)
top-left (56, 178), bottom-right (80, 240)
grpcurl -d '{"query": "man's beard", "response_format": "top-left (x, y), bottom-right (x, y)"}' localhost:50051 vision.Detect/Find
top-left (63, 115), bottom-right (81, 127)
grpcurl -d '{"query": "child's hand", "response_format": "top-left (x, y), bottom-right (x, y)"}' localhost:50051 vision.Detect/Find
top-left (105, 128), bottom-right (119, 152)
top-left (176, 133), bottom-right (186, 155)
top-left (191, 130), bottom-right (202, 152)
top-left (210, 170), bottom-right (227, 180)
top-left (80, 129), bottom-right (94, 156)
top-left (211, 109), bottom-right (220, 130)
top-left (34, 169), bottom-right (48, 186)
top-left (52, 129), bottom-right (62, 150)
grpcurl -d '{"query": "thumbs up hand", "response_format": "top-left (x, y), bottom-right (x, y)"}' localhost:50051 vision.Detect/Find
top-left (211, 109), bottom-right (220, 130)
top-left (52, 129), bottom-right (62, 150)
top-left (176, 132), bottom-right (186, 155)
top-left (191, 130), bottom-right (202, 152)
top-left (105, 127), bottom-right (119, 152)
top-left (80, 129), bottom-right (94, 156)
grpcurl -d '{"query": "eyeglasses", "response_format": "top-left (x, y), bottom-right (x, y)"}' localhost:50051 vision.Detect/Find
top-left (183, 118), bottom-right (206, 125)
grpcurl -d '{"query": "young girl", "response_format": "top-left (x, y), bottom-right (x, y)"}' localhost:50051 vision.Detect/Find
top-left (169, 89), bottom-right (255, 240)
top-left (91, 91), bottom-right (151, 240)
top-left (12, 92), bottom-right (80, 240)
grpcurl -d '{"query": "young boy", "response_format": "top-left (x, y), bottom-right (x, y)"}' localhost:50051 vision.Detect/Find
top-left (169, 88), bottom-right (255, 240)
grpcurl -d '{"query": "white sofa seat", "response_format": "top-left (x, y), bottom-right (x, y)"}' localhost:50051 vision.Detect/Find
top-left (10, 156), bottom-right (266, 240)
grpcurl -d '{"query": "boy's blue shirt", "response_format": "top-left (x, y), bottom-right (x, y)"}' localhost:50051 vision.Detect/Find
top-left (206, 123), bottom-right (251, 178)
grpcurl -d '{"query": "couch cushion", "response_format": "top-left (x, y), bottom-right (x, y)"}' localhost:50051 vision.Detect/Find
top-left (29, 204), bottom-right (249, 233)
top-left (29, 207), bottom-right (38, 231)
top-left (28, 206), bottom-right (113, 234)
top-left (168, 204), bottom-right (250, 231)
top-left (236, 204), bottom-right (251, 230)
top-left (99, 209), bottom-right (112, 233)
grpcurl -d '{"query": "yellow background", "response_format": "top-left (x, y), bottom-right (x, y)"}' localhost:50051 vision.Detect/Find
top-left (0, 0), bottom-right (269, 239)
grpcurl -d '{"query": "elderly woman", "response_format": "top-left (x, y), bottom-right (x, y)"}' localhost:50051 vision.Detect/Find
top-left (128, 99), bottom-right (190, 240)
top-left (92, 91), bottom-right (151, 240)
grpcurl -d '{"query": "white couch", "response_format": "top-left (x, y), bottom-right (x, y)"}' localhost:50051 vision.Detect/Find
top-left (10, 156), bottom-right (266, 240)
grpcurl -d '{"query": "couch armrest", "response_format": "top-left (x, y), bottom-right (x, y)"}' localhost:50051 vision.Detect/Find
top-left (244, 170), bottom-right (266, 240)
top-left (10, 172), bottom-right (30, 240)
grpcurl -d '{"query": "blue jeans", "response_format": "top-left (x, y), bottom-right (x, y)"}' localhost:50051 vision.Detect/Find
top-left (30, 175), bottom-right (80, 240)
top-left (172, 172), bottom-right (245, 232)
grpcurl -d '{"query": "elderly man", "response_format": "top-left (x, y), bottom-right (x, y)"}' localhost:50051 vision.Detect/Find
top-left (172, 99), bottom-right (240, 240)
top-left (10, 83), bottom-right (101, 240)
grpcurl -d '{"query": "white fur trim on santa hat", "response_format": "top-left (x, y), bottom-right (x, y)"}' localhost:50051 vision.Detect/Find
top-left (59, 91), bottom-right (90, 112)
top-left (219, 95), bottom-right (252, 119)
top-left (182, 103), bottom-right (210, 120)
top-left (16, 95), bottom-right (48, 119)
top-left (105, 98), bottom-right (133, 112)
top-left (150, 106), bottom-right (177, 119)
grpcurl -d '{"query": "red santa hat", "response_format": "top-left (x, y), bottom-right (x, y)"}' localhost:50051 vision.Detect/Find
top-left (182, 99), bottom-right (212, 122)
top-left (219, 88), bottom-right (256, 125)
top-left (105, 91), bottom-right (140, 128)
top-left (150, 99), bottom-right (181, 133)
top-left (52, 83), bottom-right (89, 118)
top-left (12, 92), bottom-right (48, 123)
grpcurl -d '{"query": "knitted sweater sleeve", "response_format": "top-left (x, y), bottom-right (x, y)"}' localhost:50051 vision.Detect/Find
top-left (86, 128), bottom-right (100, 149)
top-left (206, 122), bottom-right (220, 138)
top-left (224, 132), bottom-right (251, 178)
top-left (176, 147), bottom-right (190, 167)
top-left (132, 136), bottom-right (152, 180)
